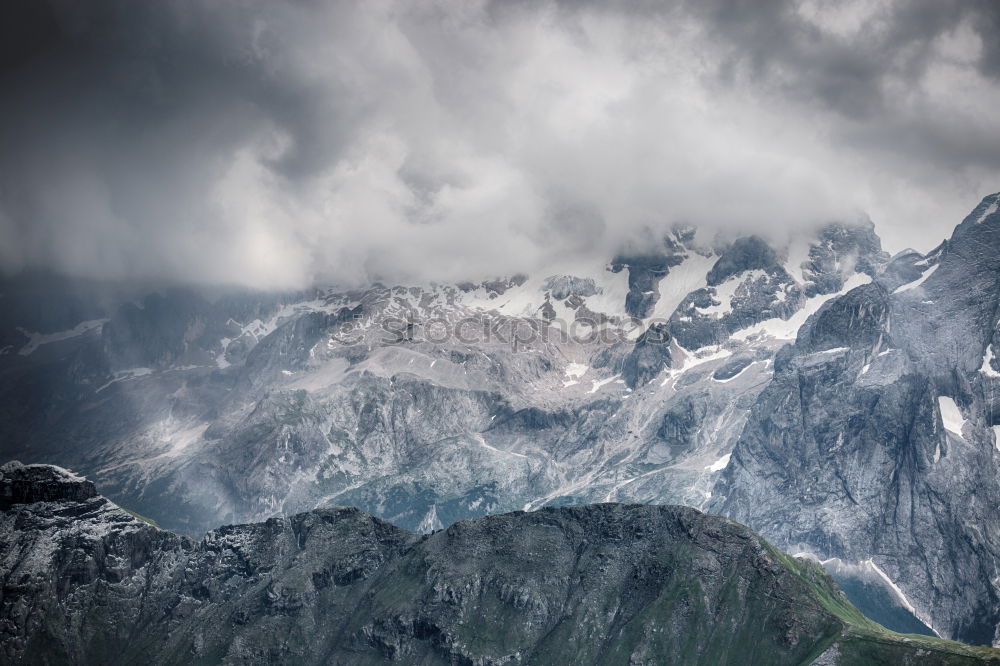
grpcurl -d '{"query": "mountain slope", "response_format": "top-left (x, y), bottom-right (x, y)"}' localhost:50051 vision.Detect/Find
top-left (2, 462), bottom-right (998, 665)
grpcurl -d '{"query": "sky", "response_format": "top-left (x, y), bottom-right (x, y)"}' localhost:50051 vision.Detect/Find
top-left (1, 0), bottom-right (999, 290)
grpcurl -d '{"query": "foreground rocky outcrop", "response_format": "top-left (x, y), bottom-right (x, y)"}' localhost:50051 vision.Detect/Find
top-left (2, 463), bottom-right (998, 665)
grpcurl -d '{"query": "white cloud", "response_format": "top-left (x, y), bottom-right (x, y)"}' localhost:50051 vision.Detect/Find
top-left (0, 0), bottom-right (998, 288)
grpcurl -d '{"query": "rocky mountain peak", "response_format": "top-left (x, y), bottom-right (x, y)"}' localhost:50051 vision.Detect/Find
top-left (961, 192), bottom-right (1000, 227)
top-left (0, 460), bottom-right (96, 507)
top-left (707, 235), bottom-right (780, 286)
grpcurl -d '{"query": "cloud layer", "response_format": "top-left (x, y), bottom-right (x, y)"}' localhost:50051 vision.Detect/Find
top-left (1, 0), bottom-right (999, 289)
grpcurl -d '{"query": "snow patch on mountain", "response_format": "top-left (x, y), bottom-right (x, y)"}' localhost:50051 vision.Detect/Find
top-left (589, 374), bottom-right (620, 394)
top-left (474, 433), bottom-right (528, 460)
top-left (458, 262), bottom-right (632, 322)
top-left (645, 252), bottom-right (716, 323)
top-left (660, 344), bottom-right (732, 386)
top-left (937, 396), bottom-right (966, 438)
top-left (975, 199), bottom-right (999, 224)
top-left (95, 367), bottom-right (153, 393)
top-left (981, 346), bottom-right (1000, 378)
top-left (562, 362), bottom-right (589, 387)
top-left (893, 263), bottom-right (939, 294)
top-left (17, 319), bottom-right (107, 355)
top-left (576, 266), bottom-right (632, 317)
top-left (706, 453), bottom-right (731, 472)
top-left (816, 347), bottom-right (850, 356)
top-left (416, 504), bottom-right (443, 533)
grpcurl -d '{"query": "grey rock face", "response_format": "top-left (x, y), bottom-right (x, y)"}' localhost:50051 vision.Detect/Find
top-left (102, 288), bottom-right (302, 372)
top-left (714, 193), bottom-right (1000, 646)
top-left (7, 464), bottom-right (998, 665)
top-left (800, 221), bottom-right (887, 296)
top-left (876, 246), bottom-right (942, 292)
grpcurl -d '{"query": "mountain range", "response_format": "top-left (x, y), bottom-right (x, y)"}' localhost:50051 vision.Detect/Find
top-left (2, 192), bottom-right (1000, 647)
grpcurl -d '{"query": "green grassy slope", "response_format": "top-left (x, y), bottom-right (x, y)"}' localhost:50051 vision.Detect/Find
top-left (770, 546), bottom-right (1000, 665)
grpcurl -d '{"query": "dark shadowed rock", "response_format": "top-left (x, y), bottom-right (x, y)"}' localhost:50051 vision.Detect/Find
top-left (0, 460), bottom-right (96, 507)
top-left (622, 322), bottom-right (672, 388)
top-left (543, 275), bottom-right (599, 300)
top-left (706, 236), bottom-right (780, 286)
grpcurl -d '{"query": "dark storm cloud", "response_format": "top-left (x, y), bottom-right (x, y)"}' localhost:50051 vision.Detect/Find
top-left (0, 0), bottom-right (998, 289)
top-left (685, 0), bottom-right (1000, 169)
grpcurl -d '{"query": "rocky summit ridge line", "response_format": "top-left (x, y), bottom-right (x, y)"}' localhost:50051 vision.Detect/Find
top-left (3, 462), bottom-right (999, 665)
